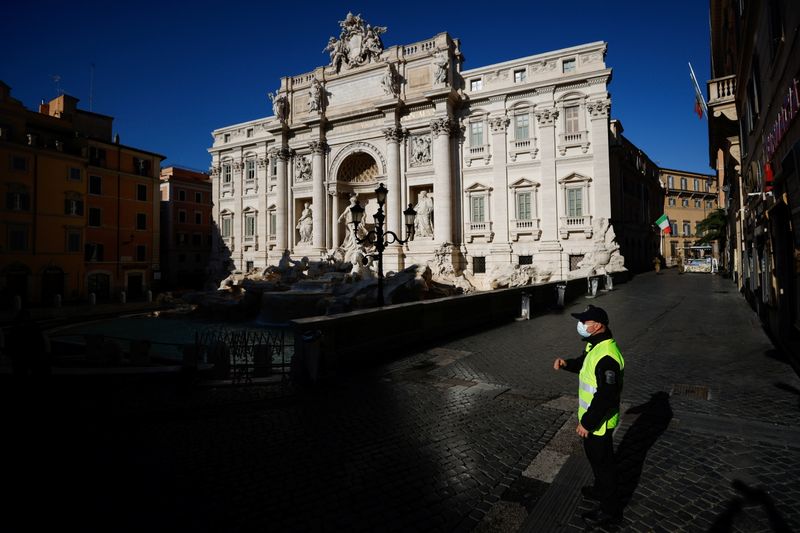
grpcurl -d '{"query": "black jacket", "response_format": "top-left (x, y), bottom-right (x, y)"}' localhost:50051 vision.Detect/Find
top-left (563, 329), bottom-right (623, 432)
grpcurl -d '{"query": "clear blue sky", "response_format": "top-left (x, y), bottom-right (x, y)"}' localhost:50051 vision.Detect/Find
top-left (2, 1), bottom-right (712, 174)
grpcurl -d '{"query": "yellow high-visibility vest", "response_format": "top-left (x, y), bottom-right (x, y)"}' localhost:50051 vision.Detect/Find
top-left (578, 339), bottom-right (625, 436)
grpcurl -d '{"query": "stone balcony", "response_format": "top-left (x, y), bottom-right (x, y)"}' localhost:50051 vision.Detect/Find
top-left (557, 131), bottom-right (589, 155)
top-left (464, 220), bottom-right (493, 243)
top-left (510, 218), bottom-right (542, 241)
top-left (509, 138), bottom-right (538, 161)
top-left (707, 75), bottom-right (737, 121)
top-left (559, 215), bottom-right (592, 239)
top-left (464, 144), bottom-right (491, 167)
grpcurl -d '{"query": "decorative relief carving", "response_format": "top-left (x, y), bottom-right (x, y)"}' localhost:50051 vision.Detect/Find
top-left (409, 135), bottom-right (432, 167)
top-left (233, 161), bottom-right (243, 172)
top-left (534, 108), bottom-right (559, 127)
top-left (430, 117), bottom-right (453, 138)
top-left (531, 60), bottom-right (557, 73)
top-left (257, 157), bottom-right (267, 169)
top-left (586, 99), bottom-right (611, 118)
top-left (489, 116), bottom-right (510, 133)
top-left (295, 155), bottom-right (312, 182)
top-left (580, 51), bottom-right (603, 64)
top-left (433, 52), bottom-right (449, 85)
top-left (325, 12), bottom-right (386, 74)
top-left (210, 166), bottom-right (220, 177)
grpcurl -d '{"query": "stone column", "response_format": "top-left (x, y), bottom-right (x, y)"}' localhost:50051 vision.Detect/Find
top-left (210, 162), bottom-right (221, 271)
top-left (331, 192), bottom-right (341, 249)
top-left (310, 140), bottom-right (328, 253)
top-left (489, 116), bottom-right (511, 246)
top-left (275, 148), bottom-right (290, 252)
top-left (431, 117), bottom-right (453, 243)
top-left (257, 153), bottom-right (268, 264)
top-left (233, 157), bottom-right (244, 268)
top-left (587, 98), bottom-right (612, 220)
top-left (383, 127), bottom-right (404, 238)
top-left (534, 107), bottom-right (564, 278)
top-left (535, 108), bottom-right (559, 242)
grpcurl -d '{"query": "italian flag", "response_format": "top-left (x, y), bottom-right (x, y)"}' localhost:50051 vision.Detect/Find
top-left (656, 214), bottom-right (671, 234)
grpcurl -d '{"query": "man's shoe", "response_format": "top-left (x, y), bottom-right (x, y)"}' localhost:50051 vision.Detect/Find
top-left (581, 507), bottom-right (623, 528)
top-left (581, 485), bottom-right (601, 501)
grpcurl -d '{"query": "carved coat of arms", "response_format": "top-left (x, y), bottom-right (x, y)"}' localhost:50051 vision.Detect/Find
top-left (324, 12), bottom-right (387, 73)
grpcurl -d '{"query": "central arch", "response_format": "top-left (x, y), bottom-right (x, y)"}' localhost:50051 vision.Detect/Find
top-left (329, 141), bottom-right (386, 183)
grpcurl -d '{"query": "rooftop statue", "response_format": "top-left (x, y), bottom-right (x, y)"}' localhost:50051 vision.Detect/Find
top-left (325, 12), bottom-right (387, 74)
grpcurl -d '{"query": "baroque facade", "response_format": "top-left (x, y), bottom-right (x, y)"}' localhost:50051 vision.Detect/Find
top-left (208, 14), bottom-right (618, 282)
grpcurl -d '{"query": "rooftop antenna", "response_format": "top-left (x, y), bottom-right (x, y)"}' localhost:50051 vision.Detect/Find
top-left (89, 63), bottom-right (95, 111)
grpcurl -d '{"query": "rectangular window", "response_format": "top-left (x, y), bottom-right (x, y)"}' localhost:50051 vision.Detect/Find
top-left (567, 188), bottom-right (583, 217)
top-left (223, 133), bottom-right (230, 143)
top-left (88, 207), bottom-right (101, 227)
top-left (178, 189), bottom-right (186, 201)
top-left (6, 191), bottom-right (30, 211)
top-left (67, 230), bottom-right (81, 253)
top-left (221, 217), bottom-right (232, 238)
top-left (192, 233), bottom-right (202, 246)
top-left (564, 105), bottom-right (579, 134)
top-left (269, 212), bottom-right (276, 236)
top-left (246, 128), bottom-right (254, 138)
top-left (470, 196), bottom-right (485, 222)
top-left (244, 213), bottom-right (256, 237)
top-left (562, 58), bottom-right (576, 73)
top-left (270, 157), bottom-right (277, 176)
top-left (89, 146), bottom-right (107, 166)
top-left (136, 245), bottom-right (146, 262)
top-left (84, 243), bottom-right (104, 262)
top-left (195, 191), bottom-right (202, 203)
top-left (670, 222), bottom-right (678, 235)
top-left (12, 156), bottom-right (28, 171)
top-left (680, 177), bottom-right (687, 189)
top-left (246, 260), bottom-right (254, 272)
top-left (195, 212), bottom-right (202, 224)
top-left (693, 178), bottom-right (700, 191)
top-left (178, 210), bottom-right (187, 223)
top-left (683, 222), bottom-right (691, 236)
top-left (706, 180), bottom-right (711, 192)
top-left (514, 115), bottom-right (529, 140)
top-left (514, 69), bottom-right (527, 83)
top-left (470, 78), bottom-right (483, 91)
top-left (176, 232), bottom-right (187, 245)
top-left (65, 198), bottom-right (84, 216)
top-left (667, 175), bottom-right (674, 188)
top-left (518, 255), bottom-right (533, 265)
top-left (668, 198), bottom-right (676, 206)
top-left (682, 199), bottom-right (689, 207)
top-left (9, 226), bottom-right (28, 251)
top-left (68, 167), bottom-right (82, 181)
top-left (246, 159), bottom-right (256, 180)
top-left (694, 199), bottom-right (702, 208)
top-left (223, 164), bottom-right (232, 183)
top-left (470, 122), bottom-right (483, 146)
top-left (516, 192), bottom-right (532, 220)
top-left (136, 213), bottom-right (147, 230)
top-left (133, 158), bottom-right (150, 177)
top-left (706, 200), bottom-right (714, 209)
top-left (89, 175), bottom-right (102, 195)
top-left (137, 184), bottom-right (147, 201)
top-left (473, 256), bottom-right (486, 274)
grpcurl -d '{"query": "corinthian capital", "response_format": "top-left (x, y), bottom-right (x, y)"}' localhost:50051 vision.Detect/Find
top-left (534, 108), bottom-right (559, 127)
top-left (586, 99), bottom-right (611, 118)
top-left (489, 116), bottom-right (510, 133)
top-left (308, 140), bottom-right (329, 154)
top-left (382, 127), bottom-right (404, 143)
top-left (430, 117), bottom-right (453, 138)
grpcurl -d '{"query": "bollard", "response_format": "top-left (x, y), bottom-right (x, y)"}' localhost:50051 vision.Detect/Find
top-left (556, 282), bottom-right (567, 308)
top-left (89, 292), bottom-right (96, 305)
top-left (586, 276), bottom-right (599, 299)
top-left (146, 290), bottom-right (152, 303)
top-left (520, 293), bottom-right (530, 320)
top-left (120, 291), bottom-right (126, 304)
top-left (604, 274), bottom-right (613, 291)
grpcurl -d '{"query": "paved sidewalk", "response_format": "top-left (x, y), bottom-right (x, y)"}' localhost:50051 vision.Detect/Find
top-left (3, 270), bottom-right (798, 532)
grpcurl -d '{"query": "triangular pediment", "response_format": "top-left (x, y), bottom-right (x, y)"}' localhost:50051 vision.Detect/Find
top-left (558, 172), bottom-right (592, 184)
top-left (509, 178), bottom-right (539, 189)
top-left (464, 182), bottom-right (492, 193)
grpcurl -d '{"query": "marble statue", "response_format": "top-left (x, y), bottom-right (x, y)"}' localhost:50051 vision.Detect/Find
top-left (296, 202), bottom-right (313, 244)
top-left (325, 12), bottom-right (387, 73)
top-left (381, 63), bottom-right (400, 97)
top-left (308, 78), bottom-right (325, 113)
top-left (433, 52), bottom-right (449, 84)
top-left (413, 190), bottom-right (434, 239)
top-left (268, 91), bottom-right (288, 122)
top-left (337, 194), bottom-right (368, 260)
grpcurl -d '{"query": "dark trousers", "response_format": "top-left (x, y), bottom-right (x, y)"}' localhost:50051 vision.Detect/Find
top-left (584, 430), bottom-right (621, 516)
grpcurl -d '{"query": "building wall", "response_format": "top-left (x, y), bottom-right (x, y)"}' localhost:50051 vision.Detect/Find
top-left (0, 84), bottom-right (164, 307)
top-left (208, 29), bottom-right (620, 283)
top-left (660, 168), bottom-right (718, 265)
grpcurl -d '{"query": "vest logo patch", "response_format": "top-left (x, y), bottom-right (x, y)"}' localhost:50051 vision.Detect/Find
top-left (604, 370), bottom-right (616, 385)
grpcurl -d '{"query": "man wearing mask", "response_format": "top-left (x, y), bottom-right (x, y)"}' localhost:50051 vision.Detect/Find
top-left (553, 304), bottom-right (624, 528)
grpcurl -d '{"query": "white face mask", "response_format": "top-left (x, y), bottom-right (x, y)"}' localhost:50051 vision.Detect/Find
top-left (577, 321), bottom-right (592, 338)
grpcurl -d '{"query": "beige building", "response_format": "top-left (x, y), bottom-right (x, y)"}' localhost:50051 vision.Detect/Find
top-left (659, 168), bottom-right (718, 265)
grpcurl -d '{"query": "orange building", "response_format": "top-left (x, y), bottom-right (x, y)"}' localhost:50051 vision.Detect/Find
top-left (0, 82), bottom-right (164, 307)
top-left (659, 168), bottom-right (719, 265)
top-left (159, 166), bottom-right (212, 289)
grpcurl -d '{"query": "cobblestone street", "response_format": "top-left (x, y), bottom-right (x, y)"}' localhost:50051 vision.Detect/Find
top-left (5, 270), bottom-right (800, 532)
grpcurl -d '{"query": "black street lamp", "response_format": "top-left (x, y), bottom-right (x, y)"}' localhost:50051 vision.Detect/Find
top-left (350, 183), bottom-right (417, 306)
